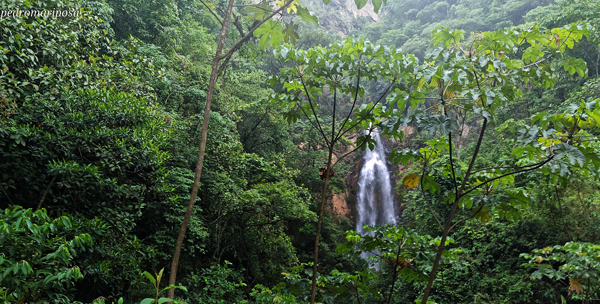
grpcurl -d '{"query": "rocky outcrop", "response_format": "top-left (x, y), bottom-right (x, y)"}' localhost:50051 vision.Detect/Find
top-left (303, 0), bottom-right (381, 35)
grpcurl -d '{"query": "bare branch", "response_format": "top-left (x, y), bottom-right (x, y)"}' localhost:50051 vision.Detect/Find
top-left (336, 77), bottom-right (397, 140)
top-left (37, 174), bottom-right (58, 211)
top-left (233, 4), bottom-right (270, 10)
top-left (294, 98), bottom-right (327, 144)
top-left (206, 0), bottom-right (226, 15)
top-left (461, 156), bottom-right (553, 197)
top-left (521, 32), bottom-right (573, 69)
top-left (449, 203), bottom-right (484, 231)
top-left (198, 0), bottom-right (223, 25)
top-left (441, 80), bottom-right (460, 206)
top-left (300, 73), bottom-right (331, 147)
top-left (335, 54), bottom-right (362, 141)
top-left (457, 70), bottom-right (488, 196)
top-left (1, 183), bottom-right (14, 205)
top-left (331, 127), bottom-right (374, 168)
top-left (386, 238), bottom-right (406, 304)
top-left (470, 161), bottom-right (549, 175)
top-left (332, 80), bottom-right (337, 146)
top-left (420, 154), bottom-right (443, 230)
top-left (220, 0), bottom-right (296, 60)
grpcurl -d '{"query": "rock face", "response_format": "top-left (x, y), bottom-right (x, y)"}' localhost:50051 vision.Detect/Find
top-left (332, 187), bottom-right (352, 217)
top-left (303, 0), bottom-right (381, 35)
top-left (330, 150), bottom-right (361, 220)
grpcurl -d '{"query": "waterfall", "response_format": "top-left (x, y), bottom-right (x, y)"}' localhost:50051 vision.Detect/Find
top-left (356, 129), bottom-right (398, 235)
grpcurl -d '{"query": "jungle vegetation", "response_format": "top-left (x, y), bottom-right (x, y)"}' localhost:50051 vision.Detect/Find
top-left (1, 0), bottom-right (600, 303)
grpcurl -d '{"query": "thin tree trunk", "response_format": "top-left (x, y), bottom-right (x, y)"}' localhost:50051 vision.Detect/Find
top-left (36, 174), bottom-right (57, 211)
top-left (585, 275), bottom-right (590, 304)
top-left (167, 0), bottom-right (296, 299)
top-left (167, 0), bottom-right (235, 298)
top-left (309, 148), bottom-right (334, 303)
top-left (421, 116), bottom-right (488, 303)
top-left (310, 80), bottom-right (339, 304)
top-left (420, 200), bottom-right (459, 303)
top-left (387, 239), bottom-right (404, 304)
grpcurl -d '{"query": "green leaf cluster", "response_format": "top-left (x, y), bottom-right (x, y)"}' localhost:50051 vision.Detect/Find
top-left (0, 207), bottom-right (96, 303)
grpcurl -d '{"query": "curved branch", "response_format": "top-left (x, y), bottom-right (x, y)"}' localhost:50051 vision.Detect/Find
top-left (420, 154), bottom-right (443, 230)
top-left (461, 156), bottom-right (553, 197)
top-left (521, 32), bottom-right (573, 69)
top-left (300, 73), bottom-right (331, 147)
top-left (335, 54), bottom-right (362, 141)
top-left (336, 77), bottom-right (397, 141)
top-left (441, 80), bottom-right (460, 209)
top-left (450, 157), bottom-right (552, 231)
top-left (386, 238), bottom-right (405, 304)
top-left (220, 0), bottom-right (296, 60)
top-left (300, 73), bottom-right (333, 148)
top-left (294, 98), bottom-right (327, 143)
top-left (198, 0), bottom-right (223, 25)
top-left (449, 203), bottom-right (484, 232)
top-left (332, 80), bottom-right (337, 146)
top-left (470, 161), bottom-right (549, 175)
top-left (331, 127), bottom-right (374, 168)
top-left (37, 174), bottom-right (58, 211)
top-left (457, 69), bottom-right (488, 196)
top-left (1, 183), bottom-right (14, 205)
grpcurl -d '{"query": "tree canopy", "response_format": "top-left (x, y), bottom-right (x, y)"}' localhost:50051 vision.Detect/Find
top-left (2, 0), bottom-right (600, 303)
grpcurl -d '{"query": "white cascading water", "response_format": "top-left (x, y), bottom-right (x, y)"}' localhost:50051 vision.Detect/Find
top-left (356, 129), bottom-right (398, 235)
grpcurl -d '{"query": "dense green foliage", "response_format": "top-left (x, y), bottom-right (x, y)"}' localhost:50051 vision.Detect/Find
top-left (0, 207), bottom-right (92, 303)
top-left (1, 0), bottom-right (600, 303)
top-left (363, 0), bottom-right (555, 58)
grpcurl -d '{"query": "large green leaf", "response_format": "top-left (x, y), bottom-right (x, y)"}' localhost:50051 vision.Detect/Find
top-left (473, 206), bottom-right (492, 223)
top-left (282, 22), bottom-right (300, 44)
top-left (562, 57), bottom-right (588, 77)
top-left (143, 271), bottom-right (156, 287)
top-left (372, 0), bottom-right (386, 13)
top-left (553, 143), bottom-right (585, 166)
top-left (354, 0), bottom-right (368, 9)
top-left (253, 20), bottom-right (285, 49)
top-left (297, 6), bottom-right (318, 26)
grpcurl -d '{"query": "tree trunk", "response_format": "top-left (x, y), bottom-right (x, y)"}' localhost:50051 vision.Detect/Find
top-left (167, 0), bottom-right (235, 298)
top-left (421, 117), bottom-right (488, 303)
top-left (310, 148), bottom-right (334, 304)
top-left (167, 0), bottom-right (297, 299)
top-left (36, 174), bottom-right (57, 211)
top-left (387, 239), bottom-right (404, 304)
top-left (420, 200), bottom-right (458, 303)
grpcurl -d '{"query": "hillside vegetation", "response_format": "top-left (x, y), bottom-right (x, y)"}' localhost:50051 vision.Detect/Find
top-left (1, 0), bottom-right (600, 303)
